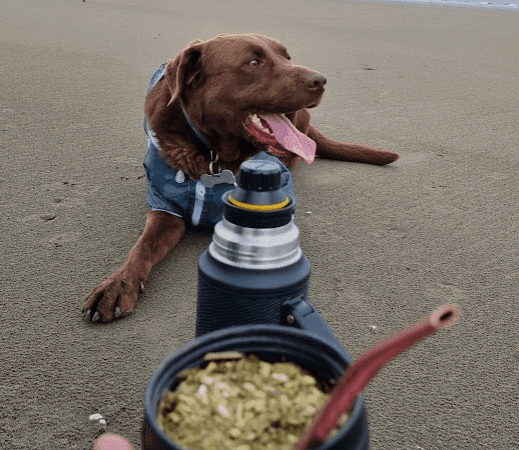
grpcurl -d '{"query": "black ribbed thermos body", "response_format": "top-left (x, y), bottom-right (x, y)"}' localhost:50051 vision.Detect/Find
top-left (196, 159), bottom-right (312, 337)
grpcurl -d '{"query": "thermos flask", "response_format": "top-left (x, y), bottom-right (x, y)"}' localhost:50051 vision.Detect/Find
top-left (196, 158), bottom-right (311, 336)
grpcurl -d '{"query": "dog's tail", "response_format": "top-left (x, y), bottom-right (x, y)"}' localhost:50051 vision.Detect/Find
top-left (308, 124), bottom-right (400, 165)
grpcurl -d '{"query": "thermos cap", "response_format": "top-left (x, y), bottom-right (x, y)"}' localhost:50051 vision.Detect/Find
top-left (222, 159), bottom-right (295, 228)
top-left (238, 160), bottom-right (281, 191)
top-left (229, 160), bottom-right (289, 210)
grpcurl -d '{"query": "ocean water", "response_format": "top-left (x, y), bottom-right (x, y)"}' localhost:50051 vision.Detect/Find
top-left (375, 0), bottom-right (518, 10)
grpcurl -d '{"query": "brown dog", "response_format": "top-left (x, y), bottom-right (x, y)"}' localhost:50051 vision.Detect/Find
top-left (83, 33), bottom-right (399, 323)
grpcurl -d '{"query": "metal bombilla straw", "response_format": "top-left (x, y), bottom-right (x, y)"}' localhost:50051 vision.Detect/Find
top-left (295, 303), bottom-right (462, 450)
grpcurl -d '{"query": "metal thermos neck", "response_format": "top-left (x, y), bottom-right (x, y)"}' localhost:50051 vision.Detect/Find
top-left (208, 217), bottom-right (302, 269)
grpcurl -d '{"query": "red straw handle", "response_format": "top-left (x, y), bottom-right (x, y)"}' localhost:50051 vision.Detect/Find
top-left (294, 304), bottom-right (461, 450)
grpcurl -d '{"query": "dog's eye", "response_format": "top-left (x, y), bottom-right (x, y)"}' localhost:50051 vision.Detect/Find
top-left (249, 59), bottom-right (260, 66)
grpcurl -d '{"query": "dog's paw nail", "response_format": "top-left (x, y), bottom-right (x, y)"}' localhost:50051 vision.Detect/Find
top-left (92, 311), bottom-right (100, 323)
top-left (140, 283), bottom-right (145, 293)
top-left (114, 307), bottom-right (121, 318)
top-left (85, 309), bottom-right (92, 319)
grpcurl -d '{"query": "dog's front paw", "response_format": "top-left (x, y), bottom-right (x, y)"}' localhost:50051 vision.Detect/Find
top-left (82, 269), bottom-right (146, 323)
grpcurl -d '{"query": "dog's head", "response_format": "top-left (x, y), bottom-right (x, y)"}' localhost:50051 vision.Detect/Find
top-left (164, 33), bottom-right (325, 165)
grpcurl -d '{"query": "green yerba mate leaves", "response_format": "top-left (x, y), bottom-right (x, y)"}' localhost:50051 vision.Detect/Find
top-left (157, 353), bottom-right (349, 450)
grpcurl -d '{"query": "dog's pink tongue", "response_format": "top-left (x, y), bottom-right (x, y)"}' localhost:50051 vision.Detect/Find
top-left (259, 114), bottom-right (316, 164)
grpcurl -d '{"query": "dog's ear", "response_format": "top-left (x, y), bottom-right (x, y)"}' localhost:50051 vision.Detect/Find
top-left (166, 43), bottom-right (204, 107)
top-left (187, 39), bottom-right (204, 47)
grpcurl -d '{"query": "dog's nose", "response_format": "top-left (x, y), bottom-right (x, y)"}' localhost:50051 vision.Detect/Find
top-left (304, 72), bottom-right (327, 90)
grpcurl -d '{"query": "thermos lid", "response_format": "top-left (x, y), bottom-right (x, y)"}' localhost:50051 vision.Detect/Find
top-left (229, 160), bottom-right (288, 210)
top-left (223, 159), bottom-right (295, 228)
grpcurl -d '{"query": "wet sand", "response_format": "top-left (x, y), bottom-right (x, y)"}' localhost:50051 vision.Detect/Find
top-left (1, 0), bottom-right (518, 448)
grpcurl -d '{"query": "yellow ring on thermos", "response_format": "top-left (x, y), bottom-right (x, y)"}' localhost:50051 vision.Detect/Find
top-left (228, 194), bottom-right (289, 211)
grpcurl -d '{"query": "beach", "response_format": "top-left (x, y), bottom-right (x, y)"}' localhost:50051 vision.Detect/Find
top-left (1, 0), bottom-right (518, 449)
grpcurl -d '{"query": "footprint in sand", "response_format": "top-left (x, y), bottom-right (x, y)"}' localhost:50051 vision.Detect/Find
top-left (112, 156), bottom-right (146, 181)
top-left (426, 281), bottom-right (468, 304)
top-left (42, 231), bottom-right (83, 249)
top-left (17, 181), bottom-right (100, 251)
top-left (0, 108), bottom-right (20, 132)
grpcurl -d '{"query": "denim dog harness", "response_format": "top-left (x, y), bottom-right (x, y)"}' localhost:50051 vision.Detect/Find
top-left (143, 63), bottom-right (296, 231)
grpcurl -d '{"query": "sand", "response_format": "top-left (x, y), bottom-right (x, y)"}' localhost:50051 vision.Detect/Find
top-left (1, 0), bottom-right (518, 449)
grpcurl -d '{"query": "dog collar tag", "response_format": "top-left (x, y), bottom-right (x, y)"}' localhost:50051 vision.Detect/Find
top-left (200, 170), bottom-right (236, 188)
